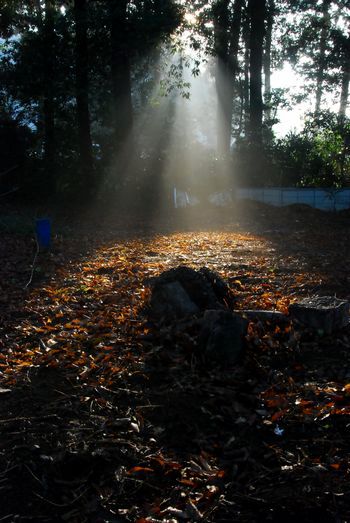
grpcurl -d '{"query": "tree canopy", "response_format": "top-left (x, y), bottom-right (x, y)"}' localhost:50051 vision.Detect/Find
top-left (0, 0), bottom-right (349, 201)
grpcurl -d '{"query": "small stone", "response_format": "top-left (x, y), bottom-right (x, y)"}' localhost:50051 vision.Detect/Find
top-left (0, 388), bottom-right (11, 394)
top-left (239, 310), bottom-right (288, 322)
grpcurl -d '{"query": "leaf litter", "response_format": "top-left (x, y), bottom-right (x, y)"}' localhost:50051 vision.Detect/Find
top-left (0, 203), bottom-right (350, 521)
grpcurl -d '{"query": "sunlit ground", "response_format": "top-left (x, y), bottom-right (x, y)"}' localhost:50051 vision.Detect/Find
top-left (0, 229), bottom-right (305, 384)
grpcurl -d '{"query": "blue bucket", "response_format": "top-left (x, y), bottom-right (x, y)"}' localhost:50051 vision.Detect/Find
top-left (36, 218), bottom-right (51, 249)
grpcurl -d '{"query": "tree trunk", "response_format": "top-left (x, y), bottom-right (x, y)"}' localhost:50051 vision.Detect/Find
top-left (264, 0), bottom-right (274, 124)
top-left (74, 0), bottom-right (94, 187)
top-left (109, 0), bottom-right (133, 147)
top-left (315, 0), bottom-right (331, 112)
top-left (242, 10), bottom-right (250, 137)
top-left (248, 0), bottom-right (266, 146)
top-left (339, 65), bottom-right (350, 118)
top-left (339, 36), bottom-right (350, 118)
top-left (216, 58), bottom-right (234, 157)
top-left (43, 0), bottom-right (55, 185)
top-left (214, 0), bottom-right (230, 158)
top-left (214, 0), bottom-right (243, 157)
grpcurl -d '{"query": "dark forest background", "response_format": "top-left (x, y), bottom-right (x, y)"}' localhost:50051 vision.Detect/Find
top-left (1, 0), bottom-right (350, 205)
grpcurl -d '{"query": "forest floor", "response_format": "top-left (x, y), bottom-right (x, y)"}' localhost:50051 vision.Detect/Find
top-left (1, 201), bottom-right (350, 522)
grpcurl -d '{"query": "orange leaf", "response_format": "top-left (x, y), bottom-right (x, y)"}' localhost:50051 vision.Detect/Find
top-left (127, 466), bottom-right (154, 475)
top-left (266, 397), bottom-right (288, 408)
top-left (271, 409), bottom-right (288, 421)
top-left (301, 407), bottom-right (314, 415)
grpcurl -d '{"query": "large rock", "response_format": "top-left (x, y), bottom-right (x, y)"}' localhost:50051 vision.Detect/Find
top-left (289, 296), bottom-right (349, 334)
top-left (150, 281), bottom-right (200, 318)
top-left (199, 310), bottom-right (248, 365)
top-left (150, 266), bottom-right (234, 319)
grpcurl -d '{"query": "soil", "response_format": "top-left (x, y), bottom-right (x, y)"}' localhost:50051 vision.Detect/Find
top-left (0, 201), bottom-right (350, 522)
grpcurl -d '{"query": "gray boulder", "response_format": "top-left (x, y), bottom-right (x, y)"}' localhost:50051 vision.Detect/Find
top-left (289, 296), bottom-right (349, 334)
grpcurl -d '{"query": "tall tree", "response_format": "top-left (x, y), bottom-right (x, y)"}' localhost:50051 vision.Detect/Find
top-left (74, 0), bottom-right (94, 188)
top-left (213, 0), bottom-right (244, 157)
top-left (339, 31), bottom-right (350, 118)
top-left (315, 0), bottom-right (331, 112)
top-left (242, 7), bottom-right (250, 137)
top-left (263, 0), bottom-right (275, 124)
top-left (109, 0), bottom-right (133, 148)
top-left (282, 0), bottom-right (349, 114)
top-left (43, 0), bottom-right (56, 185)
top-left (248, 0), bottom-right (266, 145)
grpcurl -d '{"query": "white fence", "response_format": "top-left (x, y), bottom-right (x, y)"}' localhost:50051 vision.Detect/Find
top-left (237, 188), bottom-right (350, 211)
top-left (174, 187), bottom-right (350, 211)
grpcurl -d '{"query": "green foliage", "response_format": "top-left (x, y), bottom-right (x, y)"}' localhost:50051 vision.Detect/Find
top-left (232, 110), bottom-right (350, 188)
top-left (270, 112), bottom-right (350, 187)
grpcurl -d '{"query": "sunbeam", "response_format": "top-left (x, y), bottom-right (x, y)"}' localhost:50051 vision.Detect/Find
top-left (97, 42), bottom-right (233, 230)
